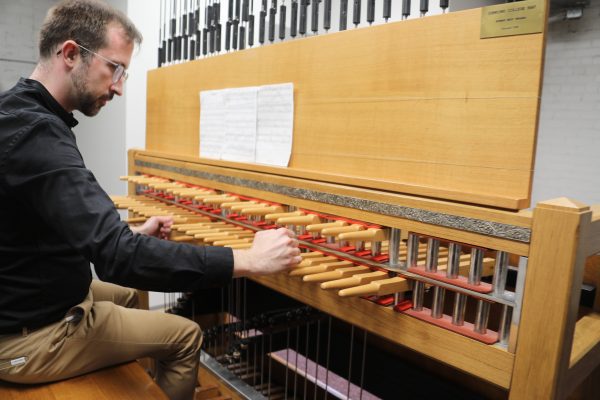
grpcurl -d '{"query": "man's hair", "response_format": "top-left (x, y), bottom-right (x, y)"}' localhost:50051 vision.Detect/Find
top-left (38, 0), bottom-right (142, 60)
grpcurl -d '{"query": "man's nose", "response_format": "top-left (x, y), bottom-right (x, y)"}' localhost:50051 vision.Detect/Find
top-left (110, 79), bottom-right (124, 96)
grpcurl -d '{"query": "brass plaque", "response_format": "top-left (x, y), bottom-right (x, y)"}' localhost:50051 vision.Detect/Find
top-left (481, 0), bottom-right (545, 39)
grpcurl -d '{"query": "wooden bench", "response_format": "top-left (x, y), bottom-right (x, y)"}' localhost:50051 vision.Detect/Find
top-left (0, 361), bottom-right (167, 400)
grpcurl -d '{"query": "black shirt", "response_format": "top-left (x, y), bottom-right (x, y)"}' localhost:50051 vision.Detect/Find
top-left (0, 78), bottom-right (233, 334)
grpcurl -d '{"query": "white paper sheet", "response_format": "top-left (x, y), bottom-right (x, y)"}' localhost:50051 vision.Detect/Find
top-left (255, 83), bottom-right (294, 167)
top-left (220, 87), bottom-right (259, 163)
top-left (199, 90), bottom-right (226, 159)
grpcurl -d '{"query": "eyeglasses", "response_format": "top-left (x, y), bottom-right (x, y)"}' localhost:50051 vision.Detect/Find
top-left (58, 42), bottom-right (128, 84)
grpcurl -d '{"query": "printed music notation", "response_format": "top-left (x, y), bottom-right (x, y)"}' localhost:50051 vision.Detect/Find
top-left (199, 82), bottom-right (294, 167)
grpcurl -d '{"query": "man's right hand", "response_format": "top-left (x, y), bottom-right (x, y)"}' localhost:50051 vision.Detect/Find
top-left (232, 228), bottom-right (301, 277)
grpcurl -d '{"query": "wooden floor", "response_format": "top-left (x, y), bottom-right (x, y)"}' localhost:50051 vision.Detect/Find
top-left (0, 361), bottom-right (167, 400)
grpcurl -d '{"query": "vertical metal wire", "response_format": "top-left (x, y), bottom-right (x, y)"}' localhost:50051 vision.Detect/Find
top-left (260, 333), bottom-right (265, 395)
top-left (220, 287), bottom-right (226, 358)
top-left (359, 329), bottom-right (368, 400)
top-left (285, 327), bottom-right (290, 400)
top-left (293, 325), bottom-right (300, 399)
top-left (268, 332), bottom-right (273, 398)
top-left (498, 305), bottom-right (513, 347)
top-left (253, 334), bottom-right (257, 387)
top-left (243, 278), bottom-right (249, 379)
top-left (313, 319), bottom-right (321, 400)
top-left (303, 322), bottom-right (310, 399)
top-left (346, 325), bottom-right (355, 400)
top-left (324, 316), bottom-right (332, 400)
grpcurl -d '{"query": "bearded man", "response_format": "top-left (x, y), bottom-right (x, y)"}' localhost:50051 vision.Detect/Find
top-left (0, 1), bottom-right (300, 399)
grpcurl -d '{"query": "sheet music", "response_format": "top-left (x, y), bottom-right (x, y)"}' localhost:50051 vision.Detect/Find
top-left (256, 83), bottom-right (294, 167)
top-left (199, 90), bottom-right (226, 159)
top-left (199, 83), bottom-right (294, 166)
top-left (220, 87), bottom-right (258, 163)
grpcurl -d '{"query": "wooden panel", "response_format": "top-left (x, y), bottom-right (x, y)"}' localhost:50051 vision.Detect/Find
top-left (146, 7), bottom-right (546, 210)
top-left (252, 273), bottom-right (514, 389)
top-left (0, 362), bottom-right (167, 400)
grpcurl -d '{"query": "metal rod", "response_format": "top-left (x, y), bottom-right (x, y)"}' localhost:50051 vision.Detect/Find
top-left (425, 237), bottom-right (440, 273)
top-left (451, 292), bottom-right (467, 326)
top-left (352, 0), bottom-right (361, 27)
top-left (383, 0), bottom-right (391, 21)
top-left (431, 286), bottom-right (445, 319)
top-left (420, 0), bottom-right (428, 16)
top-left (290, 0), bottom-right (298, 37)
top-left (468, 247), bottom-right (484, 285)
top-left (313, 319), bottom-right (321, 400)
top-left (446, 242), bottom-right (461, 279)
top-left (407, 232), bottom-right (420, 269)
top-left (474, 300), bottom-right (491, 334)
top-left (498, 304), bottom-right (513, 347)
top-left (402, 0), bottom-right (411, 19)
top-left (311, 0), bottom-right (319, 34)
top-left (279, 3), bottom-right (287, 40)
top-left (492, 250), bottom-right (509, 296)
top-left (388, 228), bottom-right (401, 267)
top-left (324, 0), bottom-right (332, 31)
top-left (339, 0), bottom-right (348, 30)
top-left (346, 325), bottom-right (355, 400)
top-left (412, 281), bottom-right (425, 311)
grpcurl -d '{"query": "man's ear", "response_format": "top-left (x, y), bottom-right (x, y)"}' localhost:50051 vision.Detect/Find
top-left (58, 41), bottom-right (80, 68)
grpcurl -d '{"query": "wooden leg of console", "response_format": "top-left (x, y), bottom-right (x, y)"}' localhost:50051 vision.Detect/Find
top-left (510, 199), bottom-right (592, 400)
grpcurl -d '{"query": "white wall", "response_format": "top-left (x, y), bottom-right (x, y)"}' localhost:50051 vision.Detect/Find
top-left (531, 0), bottom-right (600, 205)
top-left (0, 0), bottom-right (57, 92)
top-left (126, 0), bottom-right (160, 153)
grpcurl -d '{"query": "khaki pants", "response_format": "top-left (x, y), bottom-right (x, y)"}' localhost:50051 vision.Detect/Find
top-left (0, 280), bottom-right (202, 400)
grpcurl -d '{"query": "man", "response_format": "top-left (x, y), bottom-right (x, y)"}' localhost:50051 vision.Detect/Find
top-left (0, 1), bottom-right (301, 399)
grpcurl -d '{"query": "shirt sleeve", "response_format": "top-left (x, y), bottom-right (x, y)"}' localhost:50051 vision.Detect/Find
top-left (3, 117), bottom-right (234, 292)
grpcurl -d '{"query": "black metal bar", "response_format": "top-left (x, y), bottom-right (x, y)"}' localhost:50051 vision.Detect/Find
top-left (383, 0), bottom-right (391, 21)
top-left (323, 0), bottom-right (331, 30)
top-left (402, 0), bottom-right (411, 19)
top-left (311, 0), bottom-right (319, 33)
top-left (259, 7), bottom-right (266, 44)
top-left (232, 18), bottom-right (239, 49)
top-left (367, 0), bottom-right (375, 24)
top-left (420, 0), bottom-right (429, 16)
top-left (352, 0), bottom-right (361, 27)
top-left (299, 0), bottom-right (308, 35)
top-left (225, 19), bottom-right (232, 50)
top-left (339, 0), bottom-right (348, 30)
top-left (248, 14), bottom-right (255, 46)
top-left (268, 5), bottom-right (276, 42)
top-left (290, 0), bottom-right (298, 37)
top-left (440, 0), bottom-right (449, 12)
top-left (279, 4), bottom-right (286, 40)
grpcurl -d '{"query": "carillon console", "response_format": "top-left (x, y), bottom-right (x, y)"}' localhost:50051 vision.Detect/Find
top-left (119, 1), bottom-right (600, 398)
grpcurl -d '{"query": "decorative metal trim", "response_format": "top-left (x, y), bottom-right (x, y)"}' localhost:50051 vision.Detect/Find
top-left (135, 160), bottom-right (531, 243)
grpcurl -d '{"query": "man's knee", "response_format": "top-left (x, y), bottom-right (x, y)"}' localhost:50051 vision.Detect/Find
top-left (183, 320), bottom-right (203, 352)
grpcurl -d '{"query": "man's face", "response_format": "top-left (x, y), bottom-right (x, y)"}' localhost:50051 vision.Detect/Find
top-left (71, 24), bottom-right (133, 116)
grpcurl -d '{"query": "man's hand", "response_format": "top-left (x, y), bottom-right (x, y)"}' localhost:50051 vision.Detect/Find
top-left (233, 228), bottom-right (301, 277)
top-left (131, 216), bottom-right (173, 239)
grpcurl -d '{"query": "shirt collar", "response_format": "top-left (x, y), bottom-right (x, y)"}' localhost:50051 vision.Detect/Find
top-left (18, 78), bottom-right (79, 128)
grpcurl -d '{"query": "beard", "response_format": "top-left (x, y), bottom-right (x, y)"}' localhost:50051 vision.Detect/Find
top-left (71, 63), bottom-right (112, 116)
